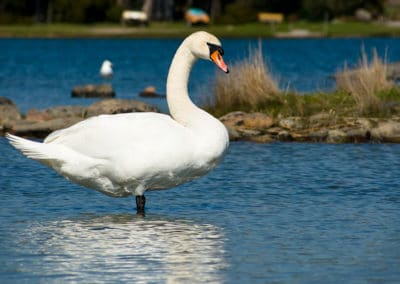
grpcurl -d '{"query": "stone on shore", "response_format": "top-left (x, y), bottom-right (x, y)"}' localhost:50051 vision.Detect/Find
top-left (279, 117), bottom-right (304, 130)
top-left (25, 106), bottom-right (86, 122)
top-left (345, 128), bottom-right (371, 142)
top-left (139, 86), bottom-right (165, 98)
top-left (71, 84), bottom-right (115, 98)
top-left (12, 117), bottom-right (83, 138)
top-left (370, 121), bottom-right (400, 143)
top-left (0, 97), bottom-right (21, 124)
top-left (225, 127), bottom-right (241, 141)
top-left (309, 112), bottom-right (336, 127)
top-left (4, 98), bottom-right (159, 137)
top-left (5, 95), bottom-right (400, 144)
top-left (220, 111), bottom-right (273, 129)
top-left (217, 111), bottom-right (399, 143)
top-left (0, 97), bottom-right (22, 133)
top-left (85, 98), bottom-right (158, 117)
top-left (220, 111), bottom-right (275, 142)
top-left (327, 129), bottom-right (347, 143)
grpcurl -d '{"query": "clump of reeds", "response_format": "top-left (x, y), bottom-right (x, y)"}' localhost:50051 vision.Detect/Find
top-left (207, 43), bottom-right (281, 115)
top-left (335, 47), bottom-right (393, 114)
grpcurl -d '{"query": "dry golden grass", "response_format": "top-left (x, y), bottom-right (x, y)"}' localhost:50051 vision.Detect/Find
top-left (336, 48), bottom-right (393, 114)
top-left (206, 44), bottom-right (399, 118)
top-left (206, 43), bottom-right (281, 115)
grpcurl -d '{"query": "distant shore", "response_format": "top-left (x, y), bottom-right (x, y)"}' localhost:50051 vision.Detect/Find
top-left (1, 21), bottom-right (400, 38)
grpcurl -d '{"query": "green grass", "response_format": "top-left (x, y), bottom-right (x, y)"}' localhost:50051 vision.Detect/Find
top-left (207, 88), bottom-right (400, 119)
top-left (1, 21), bottom-right (400, 38)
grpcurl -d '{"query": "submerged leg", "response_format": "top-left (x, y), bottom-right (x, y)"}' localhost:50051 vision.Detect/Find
top-left (136, 195), bottom-right (146, 215)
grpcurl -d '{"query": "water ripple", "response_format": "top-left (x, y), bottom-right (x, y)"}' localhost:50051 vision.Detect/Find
top-left (6, 214), bottom-right (227, 283)
top-left (1, 139), bottom-right (400, 283)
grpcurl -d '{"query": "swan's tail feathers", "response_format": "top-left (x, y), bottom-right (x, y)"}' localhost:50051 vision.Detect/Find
top-left (6, 133), bottom-right (59, 161)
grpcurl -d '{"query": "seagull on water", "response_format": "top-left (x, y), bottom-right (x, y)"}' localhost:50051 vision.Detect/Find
top-left (100, 60), bottom-right (113, 80)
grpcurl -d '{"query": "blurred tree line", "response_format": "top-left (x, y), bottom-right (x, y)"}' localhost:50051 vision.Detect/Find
top-left (0, 0), bottom-right (385, 24)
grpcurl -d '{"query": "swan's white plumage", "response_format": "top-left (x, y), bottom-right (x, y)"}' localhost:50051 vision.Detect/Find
top-left (6, 31), bottom-right (229, 198)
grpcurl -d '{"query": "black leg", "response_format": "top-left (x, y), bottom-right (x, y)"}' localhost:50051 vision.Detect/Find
top-left (136, 195), bottom-right (146, 215)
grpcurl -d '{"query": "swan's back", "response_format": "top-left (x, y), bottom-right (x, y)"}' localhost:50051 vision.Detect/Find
top-left (46, 112), bottom-right (195, 165)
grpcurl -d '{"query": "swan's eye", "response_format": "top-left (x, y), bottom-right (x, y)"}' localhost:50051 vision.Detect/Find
top-left (207, 42), bottom-right (228, 73)
top-left (207, 42), bottom-right (224, 58)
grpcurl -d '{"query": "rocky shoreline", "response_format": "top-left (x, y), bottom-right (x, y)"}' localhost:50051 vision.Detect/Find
top-left (0, 97), bottom-right (158, 138)
top-left (1, 97), bottom-right (400, 143)
top-left (221, 111), bottom-right (400, 143)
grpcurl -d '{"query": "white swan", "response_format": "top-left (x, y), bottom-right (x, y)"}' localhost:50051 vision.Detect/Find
top-left (100, 60), bottom-right (113, 79)
top-left (6, 31), bottom-right (229, 214)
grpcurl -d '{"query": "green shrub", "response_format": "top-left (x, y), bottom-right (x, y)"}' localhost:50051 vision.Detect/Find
top-left (217, 0), bottom-right (257, 24)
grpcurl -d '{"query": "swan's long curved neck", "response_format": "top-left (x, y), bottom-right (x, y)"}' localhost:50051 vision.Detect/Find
top-left (166, 42), bottom-right (200, 126)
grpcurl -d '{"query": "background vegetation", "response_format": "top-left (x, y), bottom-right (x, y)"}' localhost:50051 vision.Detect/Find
top-left (206, 45), bottom-right (400, 118)
top-left (0, 0), bottom-right (388, 24)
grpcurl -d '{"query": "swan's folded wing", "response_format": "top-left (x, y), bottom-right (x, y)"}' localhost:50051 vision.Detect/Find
top-left (43, 112), bottom-right (195, 163)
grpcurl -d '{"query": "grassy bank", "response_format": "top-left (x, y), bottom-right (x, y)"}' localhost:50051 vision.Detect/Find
top-left (205, 45), bottom-right (400, 119)
top-left (1, 21), bottom-right (400, 38)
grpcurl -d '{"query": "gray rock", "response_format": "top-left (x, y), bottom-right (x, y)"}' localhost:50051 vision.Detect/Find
top-left (279, 117), bottom-right (303, 130)
top-left (71, 84), bottom-right (115, 98)
top-left (4, 99), bottom-right (159, 138)
top-left (327, 129), bottom-right (347, 143)
top-left (12, 117), bottom-right (83, 138)
top-left (0, 97), bottom-right (15, 105)
top-left (220, 111), bottom-right (273, 130)
top-left (277, 130), bottom-right (292, 141)
top-left (237, 129), bottom-right (262, 138)
top-left (0, 97), bottom-right (21, 125)
top-left (226, 127), bottom-right (241, 141)
top-left (247, 134), bottom-right (275, 143)
top-left (85, 99), bottom-right (158, 117)
top-left (309, 112), bottom-right (333, 126)
top-left (139, 86), bottom-right (165, 98)
top-left (291, 132), bottom-right (309, 142)
top-left (219, 111), bottom-right (247, 127)
top-left (242, 112), bottom-right (274, 129)
top-left (345, 128), bottom-right (371, 142)
top-left (355, 118), bottom-right (374, 130)
top-left (308, 130), bottom-right (328, 142)
top-left (370, 121), bottom-right (400, 142)
top-left (266, 127), bottom-right (284, 135)
top-left (25, 106), bottom-right (85, 122)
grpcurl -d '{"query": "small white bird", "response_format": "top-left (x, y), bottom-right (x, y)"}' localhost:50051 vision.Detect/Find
top-left (100, 60), bottom-right (113, 79)
top-left (7, 31), bottom-right (229, 214)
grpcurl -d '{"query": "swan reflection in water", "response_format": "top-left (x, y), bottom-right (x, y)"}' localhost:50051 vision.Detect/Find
top-left (19, 214), bottom-right (227, 283)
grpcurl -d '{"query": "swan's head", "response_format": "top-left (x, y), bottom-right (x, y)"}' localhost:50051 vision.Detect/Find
top-left (187, 31), bottom-right (229, 73)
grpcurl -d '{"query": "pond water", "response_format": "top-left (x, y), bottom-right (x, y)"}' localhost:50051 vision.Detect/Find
top-left (0, 37), bottom-right (400, 283)
top-left (1, 37), bottom-right (400, 113)
top-left (1, 140), bottom-right (399, 283)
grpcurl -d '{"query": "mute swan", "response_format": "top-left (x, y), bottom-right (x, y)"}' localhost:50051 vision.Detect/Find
top-left (100, 60), bottom-right (113, 79)
top-left (6, 31), bottom-right (229, 214)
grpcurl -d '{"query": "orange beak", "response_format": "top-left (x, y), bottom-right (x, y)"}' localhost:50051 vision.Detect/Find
top-left (210, 50), bottom-right (229, 73)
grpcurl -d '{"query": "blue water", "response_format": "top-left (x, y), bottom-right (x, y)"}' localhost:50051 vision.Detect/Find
top-left (1, 139), bottom-right (399, 283)
top-left (1, 37), bottom-right (400, 113)
top-left (1, 38), bottom-right (400, 283)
